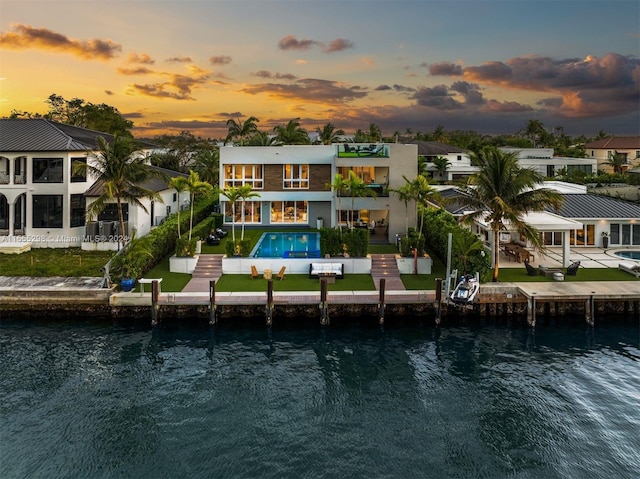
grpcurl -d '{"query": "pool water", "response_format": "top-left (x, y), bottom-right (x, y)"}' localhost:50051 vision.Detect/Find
top-left (614, 250), bottom-right (640, 260)
top-left (251, 232), bottom-right (321, 258)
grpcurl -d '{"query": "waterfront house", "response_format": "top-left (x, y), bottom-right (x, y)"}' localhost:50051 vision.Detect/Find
top-left (499, 147), bottom-right (597, 178)
top-left (412, 141), bottom-right (479, 182)
top-left (0, 118), bottom-right (184, 251)
top-left (584, 136), bottom-right (640, 173)
top-left (218, 143), bottom-right (418, 244)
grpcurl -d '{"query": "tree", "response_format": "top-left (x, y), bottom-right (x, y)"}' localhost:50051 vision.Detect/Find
top-left (174, 171), bottom-right (214, 240)
top-left (457, 147), bottom-right (563, 282)
top-left (327, 173), bottom-right (347, 233)
top-left (222, 186), bottom-right (242, 242)
top-left (169, 176), bottom-right (187, 238)
top-left (604, 152), bottom-right (627, 174)
top-left (431, 156), bottom-right (452, 182)
top-left (316, 123), bottom-right (345, 145)
top-left (390, 183), bottom-right (413, 237)
top-left (76, 135), bottom-right (166, 248)
top-left (344, 171), bottom-right (376, 226)
top-left (405, 174), bottom-right (439, 238)
top-left (238, 184), bottom-right (260, 240)
top-left (192, 147), bottom-right (220, 185)
top-left (273, 119), bottom-right (310, 145)
top-left (226, 115), bottom-right (259, 145)
top-left (246, 130), bottom-right (278, 146)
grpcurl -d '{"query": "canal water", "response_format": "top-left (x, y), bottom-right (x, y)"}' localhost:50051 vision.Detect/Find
top-left (1, 316), bottom-right (639, 479)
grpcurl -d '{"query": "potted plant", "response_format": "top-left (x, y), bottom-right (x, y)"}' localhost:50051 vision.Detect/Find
top-left (316, 216), bottom-right (324, 229)
top-left (601, 231), bottom-right (609, 249)
top-left (115, 231), bottom-right (152, 292)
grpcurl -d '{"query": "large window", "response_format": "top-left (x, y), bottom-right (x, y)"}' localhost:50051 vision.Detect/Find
top-left (224, 201), bottom-right (261, 224)
top-left (283, 164), bottom-right (309, 189)
top-left (223, 164), bottom-right (263, 189)
top-left (33, 158), bottom-right (63, 183)
top-left (609, 223), bottom-right (640, 246)
top-left (33, 195), bottom-right (63, 228)
top-left (71, 158), bottom-right (87, 183)
top-left (270, 201), bottom-right (308, 224)
top-left (70, 194), bottom-right (86, 227)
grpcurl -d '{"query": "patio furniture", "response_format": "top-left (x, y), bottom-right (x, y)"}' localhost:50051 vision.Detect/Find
top-left (538, 265), bottom-right (562, 277)
top-left (524, 261), bottom-right (537, 276)
top-left (277, 266), bottom-right (286, 280)
top-left (566, 261), bottom-right (580, 276)
top-left (618, 262), bottom-right (640, 278)
top-left (358, 144), bottom-right (384, 157)
top-left (251, 265), bottom-right (259, 279)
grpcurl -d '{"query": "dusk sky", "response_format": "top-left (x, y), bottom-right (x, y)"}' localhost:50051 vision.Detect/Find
top-left (1, 0), bottom-right (639, 139)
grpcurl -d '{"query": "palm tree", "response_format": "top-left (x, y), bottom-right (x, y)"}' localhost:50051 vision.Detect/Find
top-left (457, 147), bottom-right (563, 282)
top-left (246, 130), bottom-right (277, 146)
top-left (238, 184), bottom-right (260, 240)
top-left (226, 115), bottom-right (259, 145)
top-left (604, 152), bottom-right (627, 174)
top-left (273, 119), bottom-right (310, 145)
top-left (222, 186), bottom-right (242, 242)
top-left (77, 135), bottom-right (165, 248)
top-left (192, 147), bottom-right (219, 185)
top-left (390, 182), bottom-right (413, 237)
top-left (432, 156), bottom-right (452, 182)
top-left (344, 171), bottom-right (376, 226)
top-left (169, 176), bottom-right (187, 238)
top-left (327, 173), bottom-right (347, 233)
top-left (405, 174), bottom-right (439, 238)
top-left (316, 123), bottom-right (345, 145)
top-left (180, 170), bottom-right (214, 240)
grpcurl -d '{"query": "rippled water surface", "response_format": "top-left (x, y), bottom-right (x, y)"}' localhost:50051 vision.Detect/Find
top-left (1, 317), bottom-right (639, 479)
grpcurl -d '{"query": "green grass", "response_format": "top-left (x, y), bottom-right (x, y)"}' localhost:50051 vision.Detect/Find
top-left (215, 273), bottom-right (375, 292)
top-left (497, 267), bottom-right (639, 282)
top-left (368, 244), bottom-right (397, 254)
top-left (0, 248), bottom-right (113, 277)
top-left (142, 256), bottom-right (192, 292)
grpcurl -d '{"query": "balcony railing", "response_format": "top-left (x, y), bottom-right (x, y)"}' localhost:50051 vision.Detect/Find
top-left (336, 144), bottom-right (389, 158)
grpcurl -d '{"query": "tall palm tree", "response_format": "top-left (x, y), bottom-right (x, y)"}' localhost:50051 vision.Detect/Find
top-left (192, 148), bottom-right (219, 186)
top-left (457, 147), bottom-right (563, 282)
top-left (169, 176), bottom-right (187, 238)
top-left (226, 115), bottom-right (259, 145)
top-left (179, 170), bottom-right (214, 240)
top-left (273, 119), bottom-right (310, 145)
top-left (316, 123), bottom-right (345, 145)
top-left (246, 130), bottom-right (277, 146)
top-left (344, 170), bottom-right (376, 226)
top-left (238, 184), bottom-right (260, 240)
top-left (405, 174), bottom-right (439, 238)
top-left (604, 152), bottom-right (627, 174)
top-left (77, 135), bottom-right (165, 248)
top-left (390, 182), bottom-right (413, 237)
top-left (222, 186), bottom-right (242, 242)
top-left (327, 173), bottom-right (347, 233)
top-left (431, 156), bottom-right (452, 182)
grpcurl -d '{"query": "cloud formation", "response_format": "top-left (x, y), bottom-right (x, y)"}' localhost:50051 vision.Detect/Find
top-left (240, 78), bottom-right (367, 103)
top-left (277, 35), bottom-right (355, 53)
top-left (209, 55), bottom-right (232, 65)
top-left (0, 24), bottom-right (121, 59)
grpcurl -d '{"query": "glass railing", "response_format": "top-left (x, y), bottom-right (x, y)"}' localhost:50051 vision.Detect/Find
top-left (336, 144), bottom-right (389, 158)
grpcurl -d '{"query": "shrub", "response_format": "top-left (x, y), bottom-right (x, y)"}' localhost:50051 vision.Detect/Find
top-left (319, 228), bottom-right (369, 257)
top-left (226, 239), bottom-right (251, 257)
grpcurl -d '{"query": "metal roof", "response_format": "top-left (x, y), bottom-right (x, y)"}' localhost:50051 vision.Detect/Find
top-left (0, 118), bottom-right (114, 152)
top-left (84, 166), bottom-right (188, 196)
top-left (547, 193), bottom-right (640, 219)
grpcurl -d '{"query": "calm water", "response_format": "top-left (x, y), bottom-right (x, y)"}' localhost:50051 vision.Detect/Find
top-left (1, 316), bottom-right (639, 479)
top-left (251, 232), bottom-right (321, 258)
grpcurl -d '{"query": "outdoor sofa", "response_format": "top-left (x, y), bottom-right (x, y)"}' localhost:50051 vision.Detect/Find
top-left (618, 262), bottom-right (640, 278)
top-left (309, 262), bottom-right (345, 279)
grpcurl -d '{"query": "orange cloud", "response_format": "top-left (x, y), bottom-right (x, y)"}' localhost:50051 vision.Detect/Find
top-left (0, 24), bottom-right (121, 60)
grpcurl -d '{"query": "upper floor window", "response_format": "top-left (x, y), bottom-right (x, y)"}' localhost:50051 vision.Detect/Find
top-left (33, 158), bottom-right (63, 183)
top-left (71, 157), bottom-right (87, 183)
top-left (457, 155), bottom-right (462, 161)
top-left (223, 164), bottom-right (263, 189)
top-left (283, 164), bottom-right (309, 189)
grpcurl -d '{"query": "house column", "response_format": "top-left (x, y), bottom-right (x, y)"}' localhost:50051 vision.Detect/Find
top-left (8, 199), bottom-right (15, 237)
top-left (562, 231), bottom-right (570, 268)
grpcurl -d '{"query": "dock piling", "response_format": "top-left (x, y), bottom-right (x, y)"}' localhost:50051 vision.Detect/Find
top-left (151, 280), bottom-right (160, 327)
top-left (266, 279), bottom-right (274, 326)
top-left (378, 278), bottom-right (386, 325)
top-left (320, 279), bottom-right (329, 325)
top-left (209, 280), bottom-right (217, 326)
top-left (435, 278), bottom-right (442, 325)
top-left (527, 296), bottom-right (536, 329)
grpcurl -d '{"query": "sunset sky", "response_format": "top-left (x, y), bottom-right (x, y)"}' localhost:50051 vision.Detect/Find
top-left (1, 0), bottom-right (639, 140)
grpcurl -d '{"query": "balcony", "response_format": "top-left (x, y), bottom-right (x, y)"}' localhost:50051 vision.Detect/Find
top-left (336, 144), bottom-right (389, 158)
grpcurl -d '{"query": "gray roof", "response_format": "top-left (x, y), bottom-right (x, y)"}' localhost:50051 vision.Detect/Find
top-left (84, 166), bottom-right (187, 197)
top-left (547, 193), bottom-right (640, 219)
top-left (0, 118), bottom-right (156, 152)
top-left (408, 141), bottom-right (468, 156)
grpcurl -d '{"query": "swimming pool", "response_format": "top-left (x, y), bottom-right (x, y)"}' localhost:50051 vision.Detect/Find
top-left (251, 232), bottom-right (321, 258)
top-left (614, 250), bottom-right (640, 260)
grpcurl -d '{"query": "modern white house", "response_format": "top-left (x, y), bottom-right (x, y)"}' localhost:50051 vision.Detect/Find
top-left (0, 118), bottom-right (185, 251)
top-left (413, 141), bottom-right (479, 182)
top-left (499, 147), bottom-right (597, 178)
top-left (218, 143), bottom-right (418, 244)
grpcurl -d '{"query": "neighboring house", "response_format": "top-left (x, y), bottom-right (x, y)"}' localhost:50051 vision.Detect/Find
top-left (499, 147), bottom-right (597, 177)
top-left (435, 180), bottom-right (640, 266)
top-left (585, 136), bottom-right (640, 172)
top-left (218, 143), bottom-right (418, 244)
top-left (0, 118), bottom-right (183, 250)
top-left (411, 141), bottom-right (479, 182)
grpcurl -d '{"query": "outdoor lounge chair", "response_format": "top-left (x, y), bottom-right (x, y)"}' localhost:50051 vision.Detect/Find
top-left (618, 262), bottom-right (640, 278)
top-left (277, 266), bottom-right (286, 280)
top-left (251, 265), bottom-right (259, 279)
top-left (357, 144), bottom-right (384, 156)
top-left (524, 260), bottom-right (537, 276)
top-left (566, 261), bottom-right (580, 276)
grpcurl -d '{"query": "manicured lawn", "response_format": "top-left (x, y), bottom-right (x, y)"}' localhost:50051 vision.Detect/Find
top-left (0, 248), bottom-right (113, 277)
top-left (497, 267), bottom-right (638, 282)
top-left (142, 256), bottom-right (192, 292)
top-left (215, 273), bottom-right (374, 292)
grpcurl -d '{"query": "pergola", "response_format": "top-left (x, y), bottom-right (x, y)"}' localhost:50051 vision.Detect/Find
top-left (475, 211), bottom-right (583, 268)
